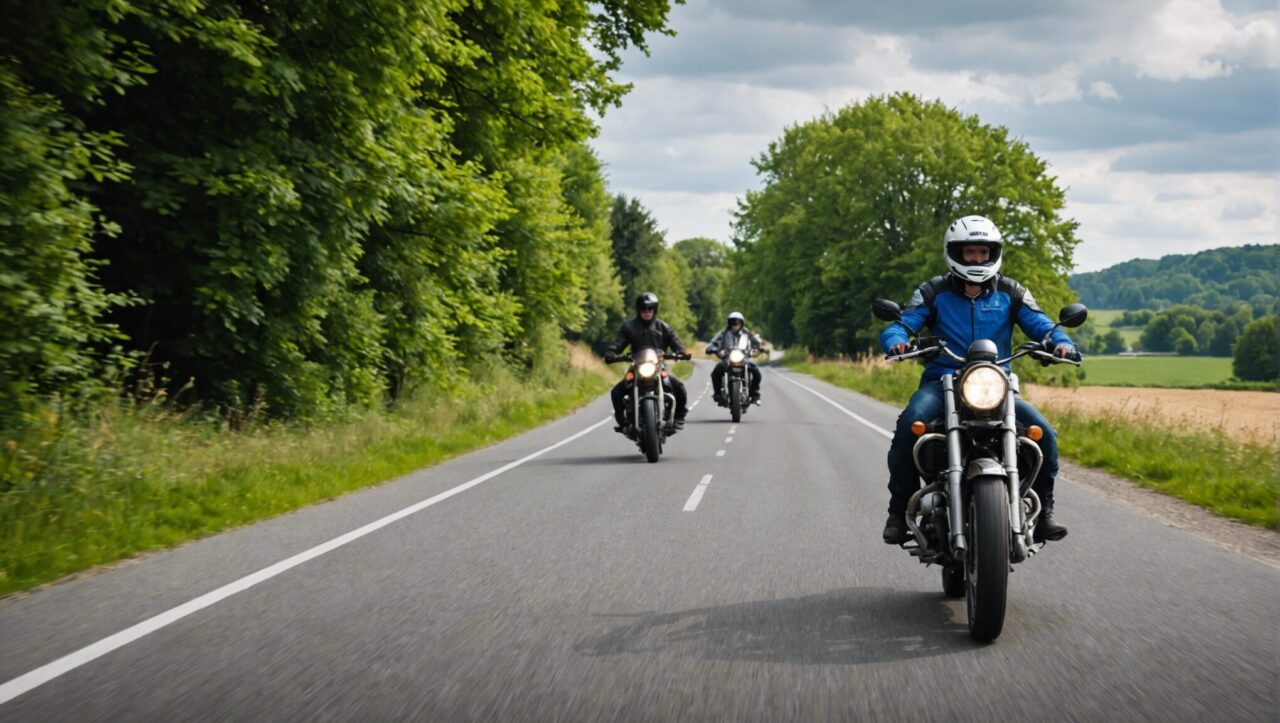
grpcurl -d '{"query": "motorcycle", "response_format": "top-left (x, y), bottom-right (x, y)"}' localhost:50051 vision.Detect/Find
top-left (713, 335), bottom-right (760, 423)
top-left (608, 348), bottom-right (689, 463)
top-left (871, 298), bottom-right (1087, 642)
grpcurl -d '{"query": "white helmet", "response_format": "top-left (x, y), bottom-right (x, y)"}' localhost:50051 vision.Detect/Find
top-left (727, 311), bottom-right (745, 325)
top-left (943, 215), bottom-right (1004, 284)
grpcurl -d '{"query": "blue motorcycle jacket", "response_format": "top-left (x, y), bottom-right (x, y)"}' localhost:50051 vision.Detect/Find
top-left (879, 274), bottom-right (1076, 382)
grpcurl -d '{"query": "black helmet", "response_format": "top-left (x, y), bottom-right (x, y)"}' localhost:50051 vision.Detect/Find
top-left (635, 292), bottom-right (659, 315)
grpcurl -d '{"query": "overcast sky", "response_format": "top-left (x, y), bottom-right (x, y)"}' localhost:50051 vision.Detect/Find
top-left (592, 0), bottom-right (1278, 272)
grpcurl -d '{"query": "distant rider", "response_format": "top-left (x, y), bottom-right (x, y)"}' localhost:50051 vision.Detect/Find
top-left (879, 215), bottom-right (1080, 546)
top-left (605, 292), bottom-right (692, 431)
top-left (706, 311), bottom-right (763, 405)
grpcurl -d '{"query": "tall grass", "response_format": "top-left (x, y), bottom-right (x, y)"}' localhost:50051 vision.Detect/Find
top-left (0, 350), bottom-right (613, 596)
top-left (785, 355), bottom-right (1279, 529)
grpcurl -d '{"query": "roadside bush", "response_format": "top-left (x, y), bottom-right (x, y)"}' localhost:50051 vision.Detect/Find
top-left (1233, 316), bottom-right (1279, 382)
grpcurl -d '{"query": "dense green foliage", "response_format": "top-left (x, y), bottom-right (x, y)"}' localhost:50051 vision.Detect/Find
top-left (1138, 304), bottom-right (1253, 356)
top-left (1070, 245), bottom-right (1279, 312)
top-left (1, 0), bottom-right (679, 420)
top-left (673, 236), bottom-right (732, 340)
top-left (734, 94), bottom-right (1078, 356)
top-left (1233, 316), bottom-right (1279, 382)
top-left (609, 194), bottom-right (694, 339)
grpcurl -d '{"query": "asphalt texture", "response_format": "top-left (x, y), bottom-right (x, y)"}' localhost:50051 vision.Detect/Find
top-left (0, 360), bottom-right (1276, 721)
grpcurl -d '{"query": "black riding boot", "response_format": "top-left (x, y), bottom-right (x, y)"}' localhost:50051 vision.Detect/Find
top-left (1035, 506), bottom-right (1068, 542)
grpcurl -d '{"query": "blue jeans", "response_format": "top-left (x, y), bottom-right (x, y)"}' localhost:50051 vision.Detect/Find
top-left (886, 379), bottom-right (1060, 513)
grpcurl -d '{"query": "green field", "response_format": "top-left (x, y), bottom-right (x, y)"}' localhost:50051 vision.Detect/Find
top-left (1080, 355), bottom-right (1238, 387)
top-left (1090, 309), bottom-right (1144, 347)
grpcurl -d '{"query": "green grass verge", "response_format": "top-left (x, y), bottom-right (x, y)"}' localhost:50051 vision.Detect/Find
top-left (782, 355), bottom-right (1279, 529)
top-left (0, 358), bottom-right (612, 596)
top-left (1047, 408), bottom-right (1278, 528)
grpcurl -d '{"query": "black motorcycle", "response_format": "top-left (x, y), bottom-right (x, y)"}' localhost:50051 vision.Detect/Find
top-left (608, 348), bottom-right (688, 463)
top-left (872, 298), bottom-right (1086, 642)
top-left (714, 335), bottom-right (760, 423)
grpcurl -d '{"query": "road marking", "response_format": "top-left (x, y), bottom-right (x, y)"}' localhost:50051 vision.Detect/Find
top-left (725, 436), bottom-right (733, 444)
top-left (729, 426), bottom-right (736, 434)
top-left (778, 374), bottom-right (894, 439)
top-left (683, 474), bottom-right (714, 511)
top-left (716, 450), bottom-right (726, 457)
top-left (0, 416), bottom-right (613, 707)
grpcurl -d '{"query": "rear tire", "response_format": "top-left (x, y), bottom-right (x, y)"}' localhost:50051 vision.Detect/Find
top-left (941, 563), bottom-right (965, 598)
top-left (641, 398), bottom-right (661, 463)
top-left (729, 378), bottom-right (742, 423)
top-left (966, 476), bottom-right (1009, 642)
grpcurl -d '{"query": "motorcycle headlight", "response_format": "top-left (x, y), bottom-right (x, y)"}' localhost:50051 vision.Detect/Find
top-left (960, 365), bottom-right (1008, 412)
top-left (727, 349), bottom-right (746, 364)
top-left (636, 361), bottom-right (659, 379)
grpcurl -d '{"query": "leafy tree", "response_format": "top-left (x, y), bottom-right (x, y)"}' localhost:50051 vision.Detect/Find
top-left (1, 0), bottom-right (679, 418)
top-left (1233, 316), bottom-right (1278, 382)
top-left (673, 237), bottom-right (731, 340)
top-left (734, 93), bottom-right (1078, 356)
top-left (1172, 328), bottom-right (1198, 356)
top-left (608, 195), bottom-right (694, 338)
top-left (1102, 330), bottom-right (1126, 354)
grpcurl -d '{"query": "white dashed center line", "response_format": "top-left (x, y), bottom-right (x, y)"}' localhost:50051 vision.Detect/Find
top-left (683, 474), bottom-right (714, 511)
top-left (715, 450), bottom-right (726, 457)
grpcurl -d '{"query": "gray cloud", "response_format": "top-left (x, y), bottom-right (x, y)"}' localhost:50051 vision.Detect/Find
top-left (1220, 199), bottom-right (1267, 220)
top-left (1111, 129), bottom-right (1280, 173)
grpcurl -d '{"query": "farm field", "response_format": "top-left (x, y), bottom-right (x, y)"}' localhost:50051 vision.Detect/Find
top-left (1079, 354), bottom-right (1236, 387)
top-left (1090, 309), bottom-right (1144, 347)
top-left (1024, 384), bottom-right (1279, 447)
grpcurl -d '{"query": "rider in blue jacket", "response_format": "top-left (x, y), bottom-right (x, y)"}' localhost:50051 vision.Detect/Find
top-left (879, 215), bottom-right (1079, 545)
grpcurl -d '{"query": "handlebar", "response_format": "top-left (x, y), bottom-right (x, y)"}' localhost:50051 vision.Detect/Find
top-left (606, 352), bottom-right (692, 364)
top-left (885, 341), bottom-right (1081, 366)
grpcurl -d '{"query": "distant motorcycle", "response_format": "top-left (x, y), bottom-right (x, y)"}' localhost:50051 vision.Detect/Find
top-left (872, 298), bottom-right (1087, 642)
top-left (714, 335), bottom-right (760, 423)
top-left (608, 348), bottom-right (689, 463)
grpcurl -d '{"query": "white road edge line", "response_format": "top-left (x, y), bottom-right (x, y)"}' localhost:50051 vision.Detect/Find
top-left (0, 415), bottom-right (614, 707)
top-left (682, 474), bottom-right (714, 511)
top-left (778, 374), bottom-right (894, 440)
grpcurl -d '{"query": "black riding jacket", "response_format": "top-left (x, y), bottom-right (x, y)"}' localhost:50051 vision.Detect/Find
top-left (706, 327), bottom-right (763, 356)
top-left (606, 316), bottom-right (687, 357)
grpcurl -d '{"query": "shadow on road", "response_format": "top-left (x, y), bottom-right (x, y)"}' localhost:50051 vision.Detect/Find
top-left (576, 587), bottom-right (971, 665)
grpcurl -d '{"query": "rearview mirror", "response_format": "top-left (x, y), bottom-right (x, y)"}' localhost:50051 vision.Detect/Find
top-left (1058, 303), bottom-right (1088, 328)
top-left (871, 299), bottom-right (902, 322)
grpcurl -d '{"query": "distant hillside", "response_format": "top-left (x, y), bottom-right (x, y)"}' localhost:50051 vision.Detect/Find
top-left (1070, 244), bottom-right (1279, 311)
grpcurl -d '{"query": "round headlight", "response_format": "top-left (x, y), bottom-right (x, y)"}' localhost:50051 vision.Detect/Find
top-left (637, 361), bottom-right (659, 379)
top-left (960, 365), bottom-right (1008, 412)
top-left (728, 349), bottom-right (746, 364)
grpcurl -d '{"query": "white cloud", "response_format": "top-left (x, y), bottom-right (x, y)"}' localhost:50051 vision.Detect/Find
top-left (1119, 0), bottom-right (1280, 80)
top-left (1088, 81), bottom-right (1120, 101)
top-left (594, 0), bottom-right (1279, 272)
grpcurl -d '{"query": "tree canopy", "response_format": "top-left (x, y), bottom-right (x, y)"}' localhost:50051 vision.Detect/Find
top-left (1070, 245), bottom-right (1279, 313)
top-left (732, 93), bottom-right (1079, 356)
top-left (1, 0), bottom-right (680, 420)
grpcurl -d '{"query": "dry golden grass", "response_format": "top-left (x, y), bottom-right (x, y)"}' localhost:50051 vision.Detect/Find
top-left (1024, 385), bottom-right (1279, 447)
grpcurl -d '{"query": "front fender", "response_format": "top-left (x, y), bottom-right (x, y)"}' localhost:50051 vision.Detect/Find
top-left (965, 457), bottom-right (1006, 481)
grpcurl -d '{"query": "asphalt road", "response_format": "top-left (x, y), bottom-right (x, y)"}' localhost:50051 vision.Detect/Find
top-left (1, 361), bottom-right (1276, 721)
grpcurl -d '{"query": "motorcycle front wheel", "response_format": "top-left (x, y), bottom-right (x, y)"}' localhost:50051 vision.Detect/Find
top-left (966, 476), bottom-right (1009, 642)
top-left (729, 378), bottom-right (742, 423)
top-left (640, 397), bottom-right (661, 463)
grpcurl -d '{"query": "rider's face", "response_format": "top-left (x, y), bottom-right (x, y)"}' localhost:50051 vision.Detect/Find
top-left (730, 321), bottom-right (742, 330)
top-left (962, 244), bottom-right (991, 264)
top-left (640, 307), bottom-right (656, 320)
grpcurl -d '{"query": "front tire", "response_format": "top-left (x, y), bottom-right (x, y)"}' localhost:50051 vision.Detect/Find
top-left (640, 397), bottom-right (661, 463)
top-left (729, 378), bottom-right (742, 423)
top-left (966, 476), bottom-right (1010, 642)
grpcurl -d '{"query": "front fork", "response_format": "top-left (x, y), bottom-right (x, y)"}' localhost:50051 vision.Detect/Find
top-left (1003, 375), bottom-right (1029, 562)
top-left (942, 375), bottom-right (967, 555)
